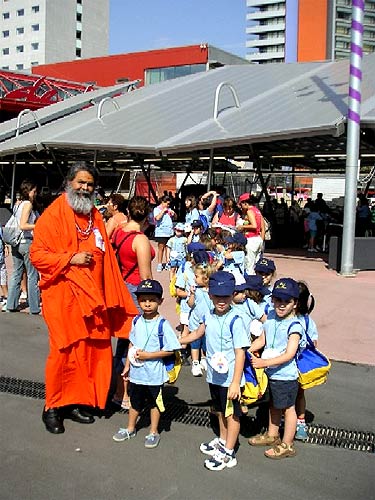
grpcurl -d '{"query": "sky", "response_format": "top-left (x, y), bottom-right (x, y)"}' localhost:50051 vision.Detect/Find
top-left (109, 0), bottom-right (247, 58)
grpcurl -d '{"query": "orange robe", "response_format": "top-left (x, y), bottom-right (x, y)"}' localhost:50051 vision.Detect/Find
top-left (30, 194), bottom-right (138, 409)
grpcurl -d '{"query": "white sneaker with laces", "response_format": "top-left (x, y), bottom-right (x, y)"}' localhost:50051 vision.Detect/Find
top-left (200, 358), bottom-right (207, 371)
top-left (191, 360), bottom-right (203, 377)
top-left (204, 447), bottom-right (237, 471)
top-left (200, 437), bottom-right (225, 456)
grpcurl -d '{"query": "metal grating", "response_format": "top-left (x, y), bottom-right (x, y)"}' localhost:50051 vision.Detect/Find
top-left (1, 375), bottom-right (374, 453)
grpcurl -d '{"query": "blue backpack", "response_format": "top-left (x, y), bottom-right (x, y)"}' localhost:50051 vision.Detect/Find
top-left (199, 213), bottom-right (209, 233)
top-left (133, 315), bottom-right (181, 384)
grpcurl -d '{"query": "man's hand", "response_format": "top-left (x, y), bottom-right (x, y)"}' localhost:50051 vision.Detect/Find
top-left (70, 252), bottom-right (93, 266)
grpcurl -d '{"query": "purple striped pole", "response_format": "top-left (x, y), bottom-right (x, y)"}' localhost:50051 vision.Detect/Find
top-left (340, 0), bottom-right (365, 276)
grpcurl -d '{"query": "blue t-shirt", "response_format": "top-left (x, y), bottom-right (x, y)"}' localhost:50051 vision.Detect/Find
top-left (185, 208), bottom-right (200, 225)
top-left (188, 287), bottom-right (213, 331)
top-left (175, 261), bottom-right (195, 313)
top-left (231, 298), bottom-right (264, 334)
top-left (129, 315), bottom-right (181, 385)
top-left (166, 235), bottom-right (187, 262)
top-left (263, 310), bottom-right (304, 381)
top-left (153, 205), bottom-right (174, 237)
top-left (297, 314), bottom-right (319, 343)
top-left (203, 308), bottom-right (250, 387)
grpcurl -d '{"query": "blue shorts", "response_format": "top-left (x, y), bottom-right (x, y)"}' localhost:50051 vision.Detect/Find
top-left (128, 382), bottom-right (163, 413)
top-left (169, 259), bottom-right (185, 269)
top-left (269, 379), bottom-right (298, 409)
top-left (191, 335), bottom-right (206, 351)
top-left (209, 383), bottom-right (243, 418)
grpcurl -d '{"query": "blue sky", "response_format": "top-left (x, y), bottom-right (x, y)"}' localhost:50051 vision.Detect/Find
top-left (109, 0), bottom-right (247, 58)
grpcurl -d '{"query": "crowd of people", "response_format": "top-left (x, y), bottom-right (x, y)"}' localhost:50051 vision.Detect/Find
top-left (0, 167), bottom-right (370, 472)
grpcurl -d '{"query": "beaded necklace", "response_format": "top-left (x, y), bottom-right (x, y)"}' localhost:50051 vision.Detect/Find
top-left (75, 212), bottom-right (93, 239)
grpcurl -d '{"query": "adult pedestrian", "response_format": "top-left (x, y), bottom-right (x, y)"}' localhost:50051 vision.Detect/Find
top-left (5, 179), bottom-right (40, 314)
top-left (105, 193), bottom-right (128, 240)
top-left (237, 193), bottom-right (265, 274)
top-left (111, 195), bottom-right (155, 408)
top-left (30, 162), bottom-right (138, 434)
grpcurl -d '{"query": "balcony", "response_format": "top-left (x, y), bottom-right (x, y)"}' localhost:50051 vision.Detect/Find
top-left (247, 50), bottom-right (285, 62)
top-left (247, 8), bottom-right (285, 21)
top-left (247, 0), bottom-right (285, 7)
top-left (246, 36), bottom-right (285, 48)
top-left (247, 22), bottom-right (285, 34)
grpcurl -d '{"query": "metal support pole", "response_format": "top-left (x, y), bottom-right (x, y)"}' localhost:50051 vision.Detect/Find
top-left (207, 149), bottom-right (214, 191)
top-left (11, 155), bottom-right (17, 208)
top-left (340, 0), bottom-right (364, 276)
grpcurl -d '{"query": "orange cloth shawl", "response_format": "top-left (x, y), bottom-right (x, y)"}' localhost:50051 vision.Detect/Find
top-left (30, 194), bottom-right (138, 350)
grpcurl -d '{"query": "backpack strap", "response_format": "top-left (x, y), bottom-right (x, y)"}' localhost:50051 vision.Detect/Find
top-left (229, 314), bottom-right (240, 336)
top-left (157, 318), bottom-right (166, 349)
top-left (288, 318), bottom-right (315, 349)
top-left (133, 314), bottom-right (141, 327)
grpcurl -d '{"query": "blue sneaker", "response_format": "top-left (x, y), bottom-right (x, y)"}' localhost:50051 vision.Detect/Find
top-left (112, 427), bottom-right (136, 442)
top-left (156, 263), bottom-right (163, 272)
top-left (144, 432), bottom-right (160, 448)
top-left (295, 423), bottom-right (308, 441)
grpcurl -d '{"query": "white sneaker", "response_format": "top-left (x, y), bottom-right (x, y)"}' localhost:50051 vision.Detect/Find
top-left (20, 291), bottom-right (27, 300)
top-left (308, 248), bottom-right (318, 253)
top-left (204, 447), bottom-right (237, 471)
top-left (200, 358), bottom-right (207, 371)
top-left (200, 437), bottom-right (225, 456)
top-left (191, 360), bottom-right (202, 377)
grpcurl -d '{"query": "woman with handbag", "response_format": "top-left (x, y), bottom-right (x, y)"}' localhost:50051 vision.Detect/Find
top-left (111, 196), bottom-right (155, 409)
top-left (5, 179), bottom-right (40, 315)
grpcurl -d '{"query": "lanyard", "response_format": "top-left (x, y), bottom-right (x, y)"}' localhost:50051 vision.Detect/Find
top-left (215, 311), bottom-right (230, 352)
top-left (142, 317), bottom-right (158, 350)
top-left (270, 320), bottom-right (283, 348)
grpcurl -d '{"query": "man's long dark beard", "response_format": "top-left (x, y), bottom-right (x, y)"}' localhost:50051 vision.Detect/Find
top-left (66, 184), bottom-right (95, 214)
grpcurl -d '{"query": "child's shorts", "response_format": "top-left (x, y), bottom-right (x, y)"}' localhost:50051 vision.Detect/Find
top-left (128, 382), bottom-right (163, 413)
top-left (268, 379), bottom-right (298, 409)
top-left (209, 383), bottom-right (243, 418)
top-left (169, 259), bottom-right (185, 269)
top-left (191, 335), bottom-right (206, 352)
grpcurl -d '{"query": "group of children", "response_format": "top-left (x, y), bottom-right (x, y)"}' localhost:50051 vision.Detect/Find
top-left (112, 248), bottom-right (320, 472)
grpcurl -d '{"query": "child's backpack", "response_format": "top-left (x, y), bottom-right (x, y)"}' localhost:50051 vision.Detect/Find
top-left (199, 213), bottom-right (209, 233)
top-left (133, 315), bottom-right (181, 384)
top-left (227, 314), bottom-right (268, 406)
top-left (288, 317), bottom-right (331, 390)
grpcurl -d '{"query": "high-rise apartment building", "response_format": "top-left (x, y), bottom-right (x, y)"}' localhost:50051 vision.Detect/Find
top-left (0, 0), bottom-right (109, 71)
top-left (246, 0), bottom-right (375, 63)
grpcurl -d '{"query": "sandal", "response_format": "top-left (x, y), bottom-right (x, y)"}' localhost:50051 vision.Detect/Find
top-left (264, 442), bottom-right (296, 460)
top-left (248, 432), bottom-right (281, 447)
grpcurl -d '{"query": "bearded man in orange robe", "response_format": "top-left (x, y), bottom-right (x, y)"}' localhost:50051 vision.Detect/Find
top-left (30, 162), bottom-right (138, 434)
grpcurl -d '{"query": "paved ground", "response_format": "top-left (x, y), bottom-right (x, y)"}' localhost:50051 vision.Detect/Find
top-left (1, 245), bottom-right (374, 500)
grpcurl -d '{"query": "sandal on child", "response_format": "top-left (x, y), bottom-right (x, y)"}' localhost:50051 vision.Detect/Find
top-left (264, 442), bottom-right (296, 460)
top-left (248, 432), bottom-right (281, 447)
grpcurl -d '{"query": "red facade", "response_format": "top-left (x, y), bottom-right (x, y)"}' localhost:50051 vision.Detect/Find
top-left (31, 45), bottom-right (209, 87)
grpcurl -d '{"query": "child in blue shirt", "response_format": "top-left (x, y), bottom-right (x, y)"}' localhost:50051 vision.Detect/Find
top-left (222, 231), bottom-right (247, 284)
top-left (249, 278), bottom-right (304, 460)
top-left (187, 262), bottom-right (215, 377)
top-left (254, 257), bottom-right (276, 314)
top-left (166, 222), bottom-right (187, 279)
top-left (294, 281), bottom-right (319, 441)
top-left (112, 279), bottom-right (181, 449)
top-left (181, 271), bottom-right (249, 471)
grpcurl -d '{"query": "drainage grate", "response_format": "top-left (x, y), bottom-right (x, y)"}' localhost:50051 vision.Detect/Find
top-left (1, 375), bottom-right (374, 453)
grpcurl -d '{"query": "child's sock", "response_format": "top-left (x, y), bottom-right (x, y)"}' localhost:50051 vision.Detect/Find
top-left (224, 446), bottom-right (234, 455)
top-left (218, 438), bottom-right (226, 447)
top-left (297, 418), bottom-right (306, 425)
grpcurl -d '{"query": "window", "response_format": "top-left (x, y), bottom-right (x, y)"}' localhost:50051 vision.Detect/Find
top-left (145, 64), bottom-right (206, 85)
top-left (76, 48), bottom-right (81, 57)
top-left (76, 30), bottom-right (81, 39)
top-left (16, 27), bottom-right (25, 35)
top-left (32, 24), bottom-right (39, 31)
top-left (32, 5), bottom-right (40, 13)
top-left (76, 12), bottom-right (82, 22)
top-left (2, 48), bottom-right (9, 55)
top-left (31, 61), bottom-right (39, 66)
top-left (16, 64), bottom-right (24, 70)
top-left (31, 42), bottom-right (39, 50)
top-left (17, 9), bottom-right (25, 16)
top-left (16, 45), bottom-right (24, 53)
top-left (2, 66), bottom-right (10, 70)
top-left (3, 12), bottom-right (10, 19)
top-left (3, 30), bottom-right (10, 38)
